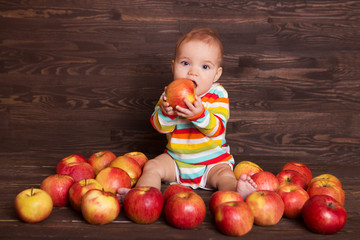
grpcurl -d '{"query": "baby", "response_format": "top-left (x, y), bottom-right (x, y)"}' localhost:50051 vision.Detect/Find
top-left (117, 28), bottom-right (257, 201)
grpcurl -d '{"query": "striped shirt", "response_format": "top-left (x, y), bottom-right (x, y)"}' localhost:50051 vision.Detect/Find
top-left (150, 83), bottom-right (234, 187)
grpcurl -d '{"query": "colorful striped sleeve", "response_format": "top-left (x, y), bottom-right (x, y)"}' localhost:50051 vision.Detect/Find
top-left (188, 85), bottom-right (229, 137)
top-left (150, 95), bottom-right (178, 134)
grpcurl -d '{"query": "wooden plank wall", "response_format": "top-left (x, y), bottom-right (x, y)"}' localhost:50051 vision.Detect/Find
top-left (1, 0), bottom-right (359, 176)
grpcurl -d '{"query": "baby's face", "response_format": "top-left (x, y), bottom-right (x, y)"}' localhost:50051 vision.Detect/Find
top-left (172, 40), bottom-right (222, 96)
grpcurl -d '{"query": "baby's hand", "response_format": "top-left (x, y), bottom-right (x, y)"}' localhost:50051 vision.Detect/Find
top-left (161, 95), bottom-right (176, 116)
top-left (175, 96), bottom-right (203, 119)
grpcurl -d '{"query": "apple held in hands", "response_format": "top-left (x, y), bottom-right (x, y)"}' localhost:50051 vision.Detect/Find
top-left (281, 162), bottom-right (312, 185)
top-left (164, 191), bottom-right (206, 229)
top-left (14, 188), bottom-right (53, 223)
top-left (81, 189), bottom-right (120, 225)
top-left (124, 151), bottom-right (148, 169)
top-left (56, 154), bottom-right (87, 173)
top-left (251, 171), bottom-right (279, 191)
top-left (95, 167), bottom-right (131, 195)
top-left (276, 184), bottom-right (309, 218)
top-left (209, 190), bottom-right (243, 215)
top-left (40, 174), bottom-right (75, 207)
top-left (58, 162), bottom-right (95, 182)
top-left (68, 179), bottom-right (103, 212)
top-left (214, 201), bottom-right (254, 236)
top-left (88, 151), bottom-right (116, 175)
top-left (302, 195), bottom-right (347, 234)
top-left (276, 170), bottom-right (307, 189)
top-left (109, 155), bottom-right (142, 187)
top-left (163, 184), bottom-right (193, 203)
top-left (165, 78), bottom-right (196, 109)
top-left (234, 160), bottom-right (263, 179)
top-left (246, 190), bottom-right (284, 226)
top-left (123, 186), bottom-right (164, 224)
top-left (307, 180), bottom-right (345, 206)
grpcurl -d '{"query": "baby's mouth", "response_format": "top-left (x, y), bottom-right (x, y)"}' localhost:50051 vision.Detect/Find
top-left (191, 80), bottom-right (198, 88)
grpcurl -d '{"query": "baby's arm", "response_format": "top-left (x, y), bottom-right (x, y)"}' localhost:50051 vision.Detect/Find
top-left (150, 93), bottom-right (178, 134)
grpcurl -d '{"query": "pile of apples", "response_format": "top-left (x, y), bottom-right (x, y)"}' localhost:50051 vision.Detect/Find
top-left (14, 151), bottom-right (148, 225)
top-left (14, 156), bottom-right (347, 236)
top-left (211, 161), bottom-right (347, 236)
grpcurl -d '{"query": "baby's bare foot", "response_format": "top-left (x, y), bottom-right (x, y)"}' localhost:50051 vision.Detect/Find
top-left (116, 187), bottom-right (131, 204)
top-left (236, 174), bottom-right (257, 200)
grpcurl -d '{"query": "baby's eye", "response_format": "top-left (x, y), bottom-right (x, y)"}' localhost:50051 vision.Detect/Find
top-left (181, 61), bottom-right (189, 66)
top-left (202, 65), bottom-right (210, 70)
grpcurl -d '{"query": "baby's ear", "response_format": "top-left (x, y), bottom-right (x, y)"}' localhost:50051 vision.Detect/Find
top-left (213, 67), bottom-right (223, 82)
top-left (171, 60), bottom-right (175, 73)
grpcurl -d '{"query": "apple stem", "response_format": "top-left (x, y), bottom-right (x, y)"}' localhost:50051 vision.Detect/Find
top-left (31, 187), bottom-right (34, 196)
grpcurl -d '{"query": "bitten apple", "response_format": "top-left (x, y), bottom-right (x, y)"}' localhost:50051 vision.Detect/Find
top-left (56, 154), bottom-right (87, 173)
top-left (58, 162), bottom-right (95, 182)
top-left (276, 184), bottom-right (309, 218)
top-left (40, 174), bottom-right (75, 207)
top-left (234, 160), bottom-right (263, 179)
top-left (123, 186), bottom-right (164, 224)
top-left (307, 180), bottom-right (345, 206)
top-left (124, 152), bottom-right (148, 169)
top-left (68, 179), bottom-right (103, 212)
top-left (214, 201), bottom-right (254, 236)
top-left (251, 171), bottom-right (279, 191)
top-left (88, 151), bottom-right (116, 175)
top-left (246, 190), bottom-right (284, 226)
top-left (281, 162), bottom-right (312, 185)
top-left (164, 191), bottom-right (206, 229)
top-left (14, 188), bottom-right (53, 223)
top-left (163, 184), bottom-right (193, 203)
top-left (276, 170), bottom-right (307, 189)
top-left (165, 78), bottom-right (196, 109)
top-left (81, 189), bottom-right (120, 225)
top-left (302, 195), bottom-right (347, 234)
top-left (95, 167), bottom-right (131, 195)
top-left (109, 155), bottom-right (142, 187)
top-left (209, 190), bottom-right (243, 215)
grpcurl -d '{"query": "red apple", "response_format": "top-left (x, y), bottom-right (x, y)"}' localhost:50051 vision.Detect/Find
top-left (81, 189), bottom-right (120, 225)
top-left (56, 154), bottom-right (87, 173)
top-left (40, 174), bottom-right (75, 207)
top-left (302, 195), bottom-right (347, 234)
top-left (307, 180), bottom-right (345, 206)
top-left (58, 162), bottom-right (95, 182)
top-left (123, 186), bottom-right (164, 224)
top-left (276, 184), bottom-right (309, 218)
top-left (246, 190), bottom-right (284, 226)
top-left (88, 151), bottom-right (116, 175)
top-left (281, 162), bottom-right (312, 185)
top-left (124, 151), bottom-right (148, 168)
top-left (214, 201), bottom-right (254, 236)
top-left (163, 184), bottom-right (193, 203)
top-left (165, 78), bottom-right (196, 109)
top-left (234, 160), bottom-right (263, 179)
top-left (109, 155), bottom-right (142, 187)
top-left (251, 171), bottom-right (279, 191)
top-left (95, 167), bottom-right (131, 195)
top-left (164, 191), bottom-right (206, 229)
top-left (276, 170), bottom-right (307, 189)
top-left (308, 174), bottom-right (342, 189)
top-left (209, 190), bottom-right (243, 215)
top-left (14, 188), bottom-right (53, 223)
top-left (68, 179), bottom-right (103, 212)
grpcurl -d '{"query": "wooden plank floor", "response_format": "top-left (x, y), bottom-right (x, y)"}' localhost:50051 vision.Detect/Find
top-left (1, 0), bottom-right (359, 239)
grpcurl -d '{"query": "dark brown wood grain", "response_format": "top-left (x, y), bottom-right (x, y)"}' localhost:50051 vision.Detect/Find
top-left (0, 0), bottom-right (359, 239)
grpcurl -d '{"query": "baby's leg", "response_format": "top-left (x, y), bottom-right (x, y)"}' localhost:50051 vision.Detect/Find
top-left (206, 163), bottom-right (237, 191)
top-left (236, 174), bottom-right (257, 200)
top-left (116, 153), bottom-right (176, 202)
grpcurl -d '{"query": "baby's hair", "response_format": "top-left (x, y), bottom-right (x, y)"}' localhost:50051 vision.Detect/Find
top-left (174, 28), bottom-right (224, 65)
